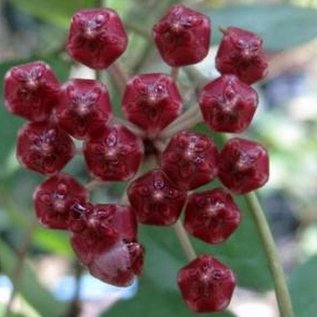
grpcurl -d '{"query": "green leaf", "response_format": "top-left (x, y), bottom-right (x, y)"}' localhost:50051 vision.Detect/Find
top-left (0, 238), bottom-right (67, 317)
top-left (289, 254), bottom-right (317, 317)
top-left (206, 4), bottom-right (317, 51)
top-left (0, 184), bottom-right (30, 229)
top-left (10, 0), bottom-right (96, 28)
top-left (104, 276), bottom-right (236, 317)
top-left (33, 228), bottom-right (73, 257)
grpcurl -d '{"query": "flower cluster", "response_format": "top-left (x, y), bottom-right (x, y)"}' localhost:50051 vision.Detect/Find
top-left (3, 4), bottom-right (269, 313)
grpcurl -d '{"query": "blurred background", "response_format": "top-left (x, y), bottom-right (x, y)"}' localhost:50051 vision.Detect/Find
top-left (1, 0), bottom-right (317, 316)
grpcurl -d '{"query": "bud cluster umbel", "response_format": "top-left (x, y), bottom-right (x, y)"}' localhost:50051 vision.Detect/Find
top-left (3, 4), bottom-right (269, 313)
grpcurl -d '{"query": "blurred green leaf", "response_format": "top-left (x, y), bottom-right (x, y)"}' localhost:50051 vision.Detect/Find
top-left (0, 302), bottom-right (25, 317)
top-left (106, 0), bottom-right (132, 18)
top-left (206, 4), bottom-right (317, 51)
top-left (10, 0), bottom-right (96, 28)
top-left (33, 228), bottom-right (72, 257)
top-left (289, 254), bottom-right (317, 317)
top-left (0, 185), bottom-right (30, 229)
top-left (0, 238), bottom-right (66, 317)
top-left (126, 0), bottom-right (177, 24)
top-left (105, 276), bottom-right (236, 317)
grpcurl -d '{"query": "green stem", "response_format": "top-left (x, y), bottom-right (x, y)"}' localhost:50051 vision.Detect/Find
top-left (114, 116), bottom-right (145, 138)
top-left (85, 179), bottom-right (105, 191)
top-left (159, 104), bottom-right (202, 140)
top-left (108, 62), bottom-right (129, 95)
top-left (132, 41), bottom-right (153, 73)
top-left (96, 0), bottom-right (105, 7)
top-left (125, 23), bottom-right (151, 39)
top-left (173, 220), bottom-right (197, 261)
top-left (171, 67), bottom-right (179, 82)
top-left (244, 192), bottom-right (295, 317)
top-left (4, 219), bottom-right (37, 317)
top-left (96, 70), bottom-right (102, 81)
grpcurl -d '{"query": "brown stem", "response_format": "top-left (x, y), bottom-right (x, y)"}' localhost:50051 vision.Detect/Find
top-left (67, 262), bottom-right (83, 317)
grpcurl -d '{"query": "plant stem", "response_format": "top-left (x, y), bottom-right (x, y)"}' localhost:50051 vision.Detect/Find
top-left (173, 220), bottom-right (197, 261)
top-left (85, 179), bottom-right (104, 191)
top-left (108, 62), bottom-right (128, 95)
top-left (96, 69), bottom-right (102, 81)
top-left (244, 192), bottom-right (295, 317)
top-left (96, 0), bottom-right (105, 7)
top-left (110, 62), bottom-right (129, 91)
top-left (121, 155), bottom-right (158, 204)
top-left (67, 261), bottom-right (83, 317)
top-left (4, 220), bottom-right (36, 317)
top-left (132, 41), bottom-right (153, 73)
top-left (75, 147), bottom-right (83, 155)
top-left (114, 116), bottom-right (145, 138)
top-left (159, 104), bottom-right (202, 139)
top-left (171, 67), bottom-right (179, 82)
top-left (125, 22), bottom-right (151, 39)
